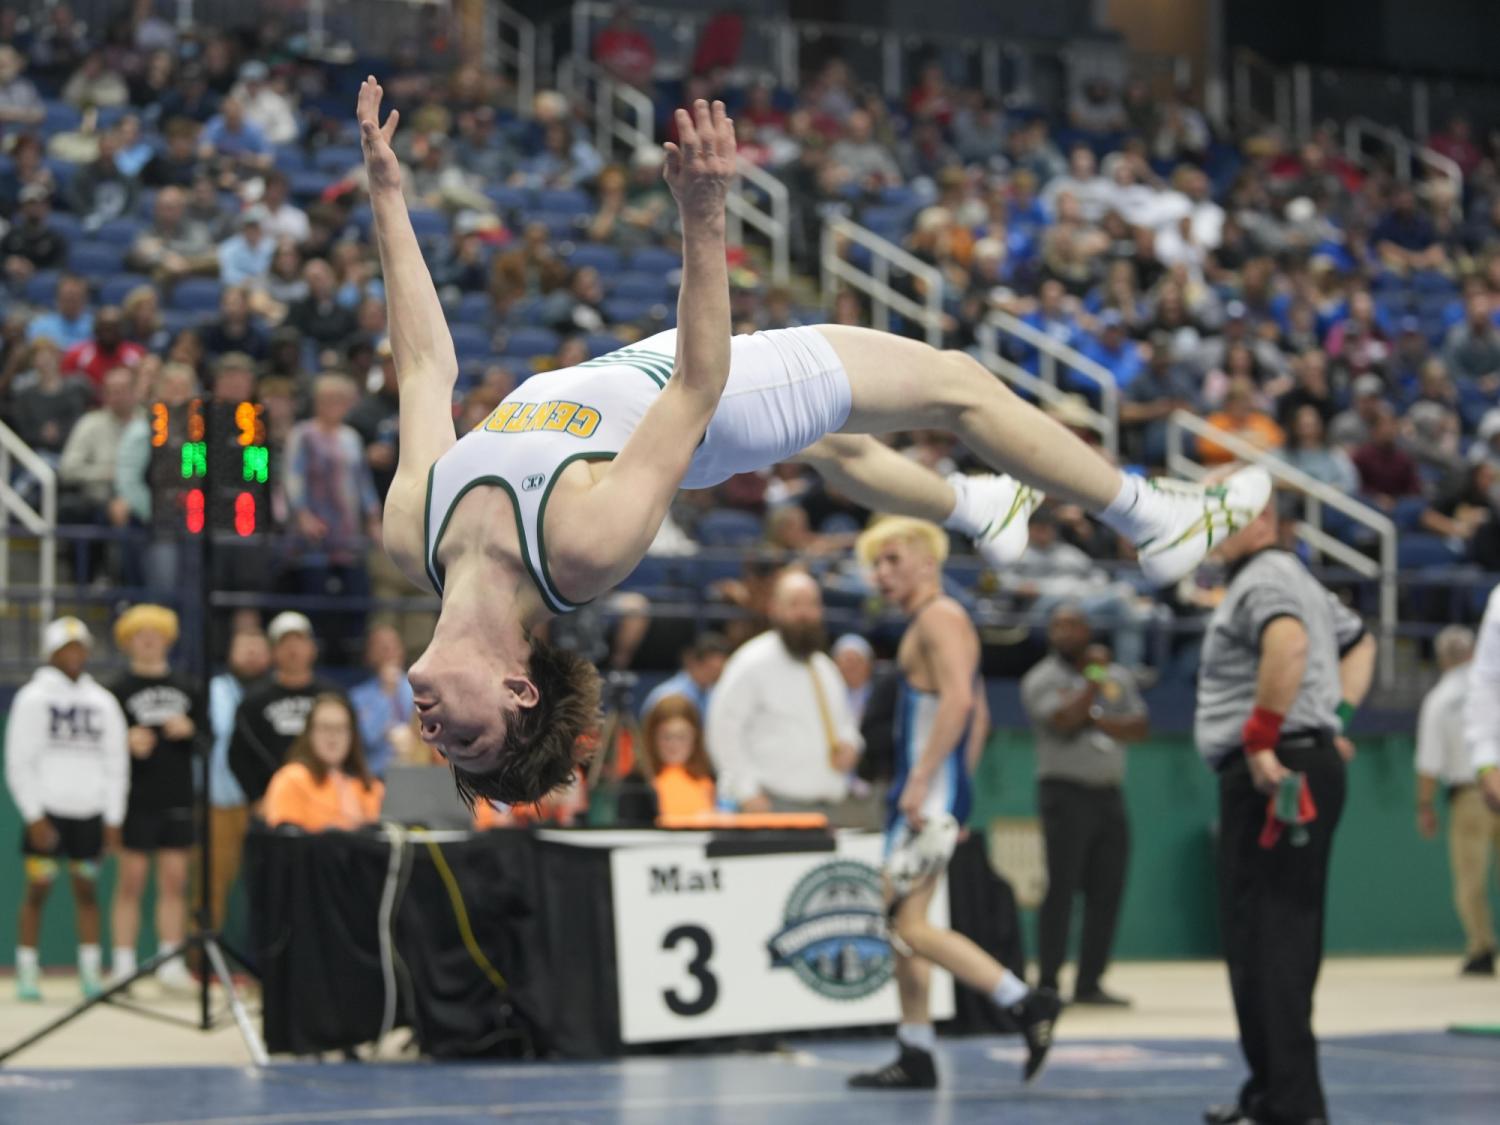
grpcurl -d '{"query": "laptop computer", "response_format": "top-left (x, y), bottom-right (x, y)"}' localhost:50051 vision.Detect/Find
top-left (381, 766), bottom-right (474, 830)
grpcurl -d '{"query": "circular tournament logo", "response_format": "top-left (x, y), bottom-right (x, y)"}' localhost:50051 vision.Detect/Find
top-left (766, 859), bottom-right (892, 1000)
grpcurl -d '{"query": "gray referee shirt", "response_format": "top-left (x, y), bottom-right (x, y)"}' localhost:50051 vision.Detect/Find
top-left (1194, 549), bottom-right (1365, 765)
top-left (1021, 656), bottom-right (1145, 788)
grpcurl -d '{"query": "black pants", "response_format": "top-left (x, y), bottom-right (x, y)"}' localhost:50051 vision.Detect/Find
top-left (1036, 779), bottom-right (1129, 993)
top-left (1217, 739), bottom-right (1346, 1124)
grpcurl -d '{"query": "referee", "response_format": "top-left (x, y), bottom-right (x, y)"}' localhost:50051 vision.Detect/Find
top-left (1196, 489), bottom-right (1376, 1125)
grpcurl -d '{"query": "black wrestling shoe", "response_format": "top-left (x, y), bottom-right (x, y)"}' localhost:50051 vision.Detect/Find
top-left (1071, 986), bottom-right (1133, 1008)
top-left (1460, 951), bottom-right (1495, 976)
top-left (848, 1044), bottom-right (938, 1090)
top-left (1009, 986), bottom-right (1062, 1082)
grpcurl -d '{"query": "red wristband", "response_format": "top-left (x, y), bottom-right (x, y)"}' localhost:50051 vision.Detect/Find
top-left (1242, 706), bottom-right (1285, 756)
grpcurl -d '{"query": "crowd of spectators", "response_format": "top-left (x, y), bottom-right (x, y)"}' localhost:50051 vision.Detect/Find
top-left (4, 4), bottom-right (1500, 672)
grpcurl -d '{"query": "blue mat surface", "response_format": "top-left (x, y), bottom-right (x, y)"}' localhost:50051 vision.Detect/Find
top-left (3, 1033), bottom-right (1497, 1124)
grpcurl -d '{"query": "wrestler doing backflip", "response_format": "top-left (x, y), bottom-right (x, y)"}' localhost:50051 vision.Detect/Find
top-left (357, 78), bottom-right (1270, 806)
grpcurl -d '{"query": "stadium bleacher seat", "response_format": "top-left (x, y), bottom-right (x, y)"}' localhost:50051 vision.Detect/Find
top-left (501, 327), bottom-right (560, 358)
top-left (47, 213), bottom-right (83, 244)
top-left (42, 101), bottom-right (82, 134)
top-left (535, 188), bottom-right (592, 217)
top-left (583, 332), bottom-right (625, 358)
top-left (168, 278), bottom-right (224, 312)
top-left (484, 185), bottom-right (531, 212)
top-left (87, 217), bottom-right (143, 247)
top-left (406, 209), bottom-right (449, 239)
top-left (696, 509), bottom-right (764, 547)
top-left (68, 242), bottom-right (128, 275)
top-left (288, 170), bottom-right (333, 201)
top-left (602, 296), bottom-right (660, 324)
top-left (568, 244), bottom-right (624, 273)
top-left (608, 272), bottom-right (673, 302)
top-left (1397, 534), bottom-right (1463, 569)
top-left (313, 146), bottom-right (362, 173)
top-left (448, 324), bottom-right (493, 360)
top-left (451, 292), bottom-right (493, 325)
top-left (98, 274), bottom-right (149, 306)
top-left (627, 247), bottom-right (682, 276)
top-left (23, 271), bottom-right (60, 305)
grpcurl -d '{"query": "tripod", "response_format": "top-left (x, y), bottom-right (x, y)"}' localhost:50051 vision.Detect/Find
top-left (0, 535), bottom-right (268, 1066)
top-left (584, 671), bottom-right (657, 826)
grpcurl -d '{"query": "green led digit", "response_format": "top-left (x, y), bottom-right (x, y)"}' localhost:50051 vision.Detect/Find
top-left (242, 445), bottom-right (269, 483)
top-left (180, 441), bottom-right (206, 479)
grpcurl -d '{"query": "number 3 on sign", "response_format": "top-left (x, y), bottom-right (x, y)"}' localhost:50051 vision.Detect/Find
top-left (661, 924), bottom-right (718, 1017)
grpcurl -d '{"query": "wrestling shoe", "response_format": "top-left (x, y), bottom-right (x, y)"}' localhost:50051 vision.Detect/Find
top-left (1009, 986), bottom-right (1062, 1083)
top-left (1133, 466), bottom-right (1273, 587)
top-left (848, 1044), bottom-right (938, 1090)
top-left (950, 472), bottom-right (1043, 569)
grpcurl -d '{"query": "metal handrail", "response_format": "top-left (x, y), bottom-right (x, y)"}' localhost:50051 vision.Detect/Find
top-left (1165, 410), bottom-right (1397, 686)
top-left (819, 215), bottom-right (945, 347)
top-left (982, 310), bottom-right (1120, 457)
top-left (1343, 115), bottom-right (1463, 208)
top-left (727, 157), bottom-right (791, 285)
top-left (0, 420), bottom-right (57, 645)
top-left (557, 54), bottom-right (654, 156)
top-left (972, 322), bottom-right (1117, 458)
top-left (494, 2), bottom-right (537, 115)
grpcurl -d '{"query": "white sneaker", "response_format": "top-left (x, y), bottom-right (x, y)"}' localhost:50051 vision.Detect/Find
top-left (955, 473), bottom-right (1044, 569)
top-left (1134, 466), bottom-right (1273, 586)
top-left (154, 956), bottom-right (195, 994)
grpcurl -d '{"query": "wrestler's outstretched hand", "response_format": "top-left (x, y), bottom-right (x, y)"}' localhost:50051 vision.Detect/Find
top-left (357, 75), bottom-right (401, 194)
top-left (663, 98), bottom-right (735, 229)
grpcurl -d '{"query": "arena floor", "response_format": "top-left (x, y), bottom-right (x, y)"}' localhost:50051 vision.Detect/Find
top-left (0, 958), bottom-right (1496, 1123)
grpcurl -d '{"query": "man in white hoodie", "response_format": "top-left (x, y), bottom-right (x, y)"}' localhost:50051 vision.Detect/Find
top-left (4, 618), bottom-right (130, 1001)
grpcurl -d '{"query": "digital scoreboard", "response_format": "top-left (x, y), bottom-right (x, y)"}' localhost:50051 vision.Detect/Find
top-left (148, 398), bottom-right (272, 537)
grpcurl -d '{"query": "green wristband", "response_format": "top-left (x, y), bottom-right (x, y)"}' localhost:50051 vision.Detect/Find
top-left (1336, 701), bottom-right (1356, 730)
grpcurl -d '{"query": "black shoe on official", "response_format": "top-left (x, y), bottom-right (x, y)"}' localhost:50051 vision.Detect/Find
top-left (1071, 986), bottom-right (1133, 1008)
top-left (1010, 986), bottom-right (1062, 1083)
top-left (1203, 1105), bottom-right (1251, 1125)
top-left (848, 1044), bottom-right (938, 1090)
top-left (1460, 951), bottom-right (1496, 976)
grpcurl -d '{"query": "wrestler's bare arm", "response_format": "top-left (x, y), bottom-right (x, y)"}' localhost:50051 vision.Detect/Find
top-left (357, 76), bottom-right (457, 590)
top-left (551, 100), bottom-right (738, 582)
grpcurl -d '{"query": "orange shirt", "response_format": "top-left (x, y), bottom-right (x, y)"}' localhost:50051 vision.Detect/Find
top-left (652, 765), bottom-right (716, 820)
top-left (1198, 412), bottom-right (1285, 465)
top-left (264, 762), bottom-right (384, 832)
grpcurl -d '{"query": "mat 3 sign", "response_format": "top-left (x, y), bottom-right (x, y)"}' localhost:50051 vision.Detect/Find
top-left (766, 859), bottom-right (892, 1000)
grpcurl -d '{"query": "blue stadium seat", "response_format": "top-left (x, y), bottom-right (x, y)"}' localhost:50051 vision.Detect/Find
top-left (47, 214), bottom-right (83, 243)
top-left (68, 241), bottom-right (127, 275)
top-left (448, 324), bottom-right (493, 360)
top-left (696, 509), bottom-right (764, 547)
top-left (406, 209), bottom-right (449, 239)
top-left (23, 271), bottom-right (61, 305)
top-left (313, 146), bottom-right (362, 173)
top-left (1397, 533), bottom-right (1462, 569)
top-left (168, 278), bottom-right (224, 312)
top-left (501, 327), bottom-right (560, 358)
top-left (1389, 495), bottom-right (1430, 532)
top-left (98, 273), bottom-right (150, 306)
top-left (627, 247), bottom-right (682, 276)
top-left (602, 296), bottom-right (659, 324)
top-left (160, 309), bottom-right (209, 335)
top-left (608, 272), bottom-right (673, 301)
top-left (42, 102), bottom-right (82, 135)
top-left (535, 188), bottom-right (593, 216)
top-left (452, 292), bottom-right (494, 325)
top-left (288, 171), bottom-right (333, 201)
top-left (485, 185), bottom-right (532, 212)
top-left (90, 218), bottom-right (144, 246)
top-left (529, 211), bottom-right (585, 238)
top-left (568, 243), bottom-right (624, 273)
top-left (43, 158), bottom-right (76, 194)
top-left (272, 146), bottom-right (307, 173)
top-left (583, 332), bottom-right (624, 358)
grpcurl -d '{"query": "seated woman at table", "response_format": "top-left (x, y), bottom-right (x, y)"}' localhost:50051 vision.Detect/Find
top-left (264, 694), bottom-right (385, 832)
top-left (640, 696), bottom-right (717, 820)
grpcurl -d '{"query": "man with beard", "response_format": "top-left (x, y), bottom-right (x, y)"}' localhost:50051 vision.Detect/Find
top-left (847, 517), bottom-right (1059, 1090)
top-left (705, 570), bottom-right (862, 820)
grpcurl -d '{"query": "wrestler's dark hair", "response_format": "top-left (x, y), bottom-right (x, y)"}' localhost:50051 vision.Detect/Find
top-left (450, 637), bottom-right (602, 808)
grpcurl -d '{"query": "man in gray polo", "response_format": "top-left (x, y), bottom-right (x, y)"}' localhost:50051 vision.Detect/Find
top-left (1021, 604), bottom-right (1148, 1006)
top-left (1197, 492), bottom-right (1377, 1125)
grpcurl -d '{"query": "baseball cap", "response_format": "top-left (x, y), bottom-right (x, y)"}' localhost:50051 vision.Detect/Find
top-left (1224, 300), bottom-right (1248, 321)
top-left (267, 611), bottom-right (314, 643)
top-left (239, 60), bottom-right (270, 83)
top-left (42, 616), bottom-right (93, 659)
top-left (239, 205), bottom-right (269, 228)
top-left (1352, 373), bottom-right (1386, 399)
top-left (1478, 408), bottom-right (1500, 443)
top-left (1099, 309), bottom-right (1124, 330)
top-left (19, 183), bottom-right (51, 205)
